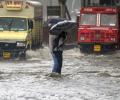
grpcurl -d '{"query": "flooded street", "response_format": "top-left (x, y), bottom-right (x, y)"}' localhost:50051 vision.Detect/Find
top-left (0, 46), bottom-right (120, 100)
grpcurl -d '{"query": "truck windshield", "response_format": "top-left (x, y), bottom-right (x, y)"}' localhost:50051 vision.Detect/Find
top-left (0, 17), bottom-right (27, 31)
top-left (80, 14), bottom-right (96, 25)
top-left (101, 14), bottom-right (117, 26)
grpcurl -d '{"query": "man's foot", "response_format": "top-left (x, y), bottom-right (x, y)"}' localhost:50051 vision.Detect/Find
top-left (48, 72), bottom-right (61, 77)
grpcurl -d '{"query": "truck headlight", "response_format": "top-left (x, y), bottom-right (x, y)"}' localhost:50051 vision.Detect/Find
top-left (110, 38), bottom-right (116, 42)
top-left (80, 36), bottom-right (85, 40)
top-left (17, 42), bottom-right (26, 47)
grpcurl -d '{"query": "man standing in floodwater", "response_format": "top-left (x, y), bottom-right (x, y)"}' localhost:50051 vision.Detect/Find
top-left (48, 20), bottom-right (75, 77)
top-left (49, 30), bottom-right (67, 77)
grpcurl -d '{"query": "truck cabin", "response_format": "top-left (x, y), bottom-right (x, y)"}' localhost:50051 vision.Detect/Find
top-left (79, 7), bottom-right (118, 28)
top-left (0, 17), bottom-right (27, 31)
top-left (77, 7), bottom-right (120, 44)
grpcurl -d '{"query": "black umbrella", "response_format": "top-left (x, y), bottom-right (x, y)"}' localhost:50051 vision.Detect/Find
top-left (50, 20), bottom-right (76, 35)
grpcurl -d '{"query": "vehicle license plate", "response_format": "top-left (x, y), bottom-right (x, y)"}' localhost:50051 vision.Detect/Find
top-left (94, 45), bottom-right (101, 52)
top-left (3, 52), bottom-right (11, 59)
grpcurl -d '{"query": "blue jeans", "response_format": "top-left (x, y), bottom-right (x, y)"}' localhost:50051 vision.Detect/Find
top-left (52, 51), bottom-right (63, 74)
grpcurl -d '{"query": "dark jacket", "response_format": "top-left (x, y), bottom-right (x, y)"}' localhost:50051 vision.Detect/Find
top-left (49, 31), bottom-right (67, 53)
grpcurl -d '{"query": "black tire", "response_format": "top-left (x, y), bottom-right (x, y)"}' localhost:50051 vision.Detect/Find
top-left (79, 45), bottom-right (93, 54)
top-left (19, 51), bottom-right (26, 60)
top-left (101, 44), bottom-right (116, 53)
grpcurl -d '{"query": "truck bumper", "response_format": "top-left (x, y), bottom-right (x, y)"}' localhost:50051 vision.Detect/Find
top-left (0, 42), bottom-right (26, 59)
top-left (78, 43), bottom-right (117, 53)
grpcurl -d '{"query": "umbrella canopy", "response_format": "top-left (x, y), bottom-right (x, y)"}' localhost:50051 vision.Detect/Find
top-left (49, 20), bottom-right (76, 35)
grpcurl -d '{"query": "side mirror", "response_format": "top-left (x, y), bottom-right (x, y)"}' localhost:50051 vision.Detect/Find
top-left (28, 20), bottom-right (33, 29)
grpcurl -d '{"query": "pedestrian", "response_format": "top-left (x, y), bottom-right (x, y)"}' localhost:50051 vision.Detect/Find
top-left (49, 30), bottom-right (67, 77)
top-left (48, 20), bottom-right (76, 77)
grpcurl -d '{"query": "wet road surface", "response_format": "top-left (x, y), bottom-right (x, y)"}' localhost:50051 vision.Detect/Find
top-left (0, 47), bottom-right (120, 100)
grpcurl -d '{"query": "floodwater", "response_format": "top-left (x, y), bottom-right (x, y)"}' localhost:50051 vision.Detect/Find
top-left (0, 46), bottom-right (120, 100)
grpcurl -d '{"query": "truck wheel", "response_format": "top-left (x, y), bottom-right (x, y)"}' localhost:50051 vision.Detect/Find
top-left (19, 52), bottom-right (26, 60)
top-left (79, 45), bottom-right (92, 54)
top-left (102, 44), bottom-right (116, 53)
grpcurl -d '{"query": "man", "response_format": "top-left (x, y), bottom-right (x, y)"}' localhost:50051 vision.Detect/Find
top-left (49, 31), bottom-right (67, 77)
top-left (48, 20), bottom-right (75, 77)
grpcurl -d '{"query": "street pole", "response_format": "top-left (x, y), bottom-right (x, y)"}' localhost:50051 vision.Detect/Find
top-left (50, 0), bottom-right (52, 6)
top-left (58, 0), bottom-right (71, 19)
top-left (58, 0), bottom-right (67, 18)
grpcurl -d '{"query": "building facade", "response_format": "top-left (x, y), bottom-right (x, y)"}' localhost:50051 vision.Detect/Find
top-left (81, 0), bottom-right (120, 7)
top-left (38, 0), bottom-right (81, 21)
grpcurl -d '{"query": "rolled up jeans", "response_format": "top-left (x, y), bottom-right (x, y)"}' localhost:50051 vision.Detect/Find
top-left (52, 51), bottom-right (63, 74)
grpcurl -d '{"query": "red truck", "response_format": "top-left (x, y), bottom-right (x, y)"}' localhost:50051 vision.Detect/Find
top-left (77, 7), bottom-right (120, 53)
